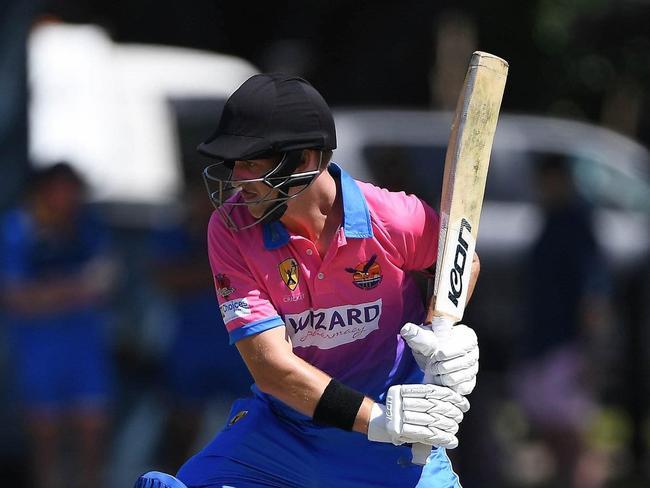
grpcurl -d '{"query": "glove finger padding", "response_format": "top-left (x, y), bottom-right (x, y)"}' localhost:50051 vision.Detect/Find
top-left (368, 384), bottom-right (467, 449)
top-left (402, 398), bottom-right (465, 423)
top-left (431, 324), bottom-right (478, 361)
top-left (449, 377), bottom-right (477, 397)
top-left (427, 348), bottom-right (479, 375)
top-left (400, 323), bottom-right (478, 361)
top-left (400, 322), bottom-right (439, 357)
top-left (402, 411), bottom-right (459, 433)
top-left (430, 363), bottom-right (479, 388)
top-left (402, 397), bottom-right (436, 412)
top-left (401, 383), bottom-right (463, 402)
top-left (401, 424), bottom-right (459, 449)
top-left (401, 384), bottom-right (470, 411)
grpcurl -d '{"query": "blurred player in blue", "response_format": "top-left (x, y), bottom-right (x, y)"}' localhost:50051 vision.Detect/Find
top-left (514, 154), bottom-right (613, 487)
top-left (0, 163), bottom-right (116, 488)
top-left (149, 180), bottom-right (252, 473)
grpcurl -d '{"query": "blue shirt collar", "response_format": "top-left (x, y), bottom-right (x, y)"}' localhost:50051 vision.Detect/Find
top-left (262, 162), bottom-right (373, 250)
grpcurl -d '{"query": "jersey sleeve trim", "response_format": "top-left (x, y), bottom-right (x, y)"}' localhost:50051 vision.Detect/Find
top-left (228, 315), bottom-right (285, 344)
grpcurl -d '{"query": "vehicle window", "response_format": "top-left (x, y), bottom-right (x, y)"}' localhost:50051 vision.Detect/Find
top-left (572, 155), bottom-right (650, 212)
top-left (490, 150), bottom-right (650, 210)
top-left (521, 151), bottom-right (650, 211)
top-left (361, 145), bottom-right (447, 205)
top-left (362, 145), bottom-right (650, 212)
top-left (362, 144), bottom-right (534, 204)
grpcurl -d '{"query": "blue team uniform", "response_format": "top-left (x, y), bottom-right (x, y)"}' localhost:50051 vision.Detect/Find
top-left (150, 225), bottom-right (251, 403)
top-left (0, 207), bottom-right (113, 411)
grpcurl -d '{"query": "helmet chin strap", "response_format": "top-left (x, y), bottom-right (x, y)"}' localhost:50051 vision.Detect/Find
top-left (260, 202), bottom-right (288, 224)
top-left (260, 150), bottom-right (324, 224)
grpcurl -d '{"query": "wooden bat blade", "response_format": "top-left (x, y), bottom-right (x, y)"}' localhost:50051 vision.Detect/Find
top-left (412, 50), bottom-right (509, 467)
top-left (429, 51), bottom-right (508, 324)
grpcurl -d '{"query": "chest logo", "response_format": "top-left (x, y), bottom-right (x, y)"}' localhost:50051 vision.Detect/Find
top-left (215, 273), bottom-right (235, 297)
top-left (279, 257), bottom-right (299, 291)
top-left (345, 254), bottom-right (383, 290)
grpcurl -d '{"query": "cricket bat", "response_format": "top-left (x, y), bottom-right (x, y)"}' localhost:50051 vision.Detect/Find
top-left (411, 51), bottom-right (508, 465)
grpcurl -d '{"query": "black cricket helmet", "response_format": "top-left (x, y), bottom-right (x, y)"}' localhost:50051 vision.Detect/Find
top-left (200, 73), bottom-right (337, 230)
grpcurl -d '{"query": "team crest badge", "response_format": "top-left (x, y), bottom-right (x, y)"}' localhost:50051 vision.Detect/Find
top-left (215, 273), bottom-right (235, 297)
top-left (279, 258), bottom-right (299, 291)
top-left (345, 254), bottom-right (383, 290)
top-left (228, 410), bottom-right (248, 426)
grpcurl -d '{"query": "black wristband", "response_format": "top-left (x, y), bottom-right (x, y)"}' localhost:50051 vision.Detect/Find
top-left (312, 379), bottom-right (365, 431)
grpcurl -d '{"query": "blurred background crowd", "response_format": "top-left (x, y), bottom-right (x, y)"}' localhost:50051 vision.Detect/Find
top-left (0, 1), bottom-right (649, 487)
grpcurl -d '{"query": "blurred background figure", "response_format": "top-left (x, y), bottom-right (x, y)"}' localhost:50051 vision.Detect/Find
top-left (0, 1), bottom-right (647, 486)
top-left (147, 179), bottom-right (251, 474)
top-left (513, 154), bottom-right (614, 488)
top-left (0, 162), bottom-right (117, 488)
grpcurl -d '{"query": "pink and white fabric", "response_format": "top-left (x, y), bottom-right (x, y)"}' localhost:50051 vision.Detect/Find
top-left (208, 163), bottom-right (439, 400)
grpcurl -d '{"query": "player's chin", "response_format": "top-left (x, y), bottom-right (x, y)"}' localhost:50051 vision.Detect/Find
top-left (245, 202), bottom-right (270, 219)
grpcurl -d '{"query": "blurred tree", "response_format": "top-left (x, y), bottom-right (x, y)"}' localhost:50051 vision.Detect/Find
top-left (528, 0), bottom-right (650, 144)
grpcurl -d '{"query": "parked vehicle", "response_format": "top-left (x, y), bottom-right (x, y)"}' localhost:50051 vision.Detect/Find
top-left (332, 108), bottom-right (650, 362)
top-left (334, 109), bottom-right (649, 266)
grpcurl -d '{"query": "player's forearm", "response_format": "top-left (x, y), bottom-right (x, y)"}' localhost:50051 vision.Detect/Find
top-left (237, 328), bottom-right (332, 416)
top-left (257, 355), bottom-right (333, 416)
top-left (257, 357), bottom-right (376, 435)
top-left (258, 356), bottom-right (375, 434)
top-left (353, 397), bottom-right (375, 434)
top-left (237, 327), bottom-right (374, 433)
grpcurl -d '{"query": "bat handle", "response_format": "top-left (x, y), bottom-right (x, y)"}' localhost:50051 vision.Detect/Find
top-left (411, 443), bottom-right (432, 465)
top-left (411, 315), bottom-right (456, 465)
top-left (430, 315), bottom-right (455, 335)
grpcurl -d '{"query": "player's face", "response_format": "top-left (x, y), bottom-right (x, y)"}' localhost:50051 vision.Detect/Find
top-left (40, 177), bottom-right (83, 223)
top-left (231, 157), bottom-right (280, 218)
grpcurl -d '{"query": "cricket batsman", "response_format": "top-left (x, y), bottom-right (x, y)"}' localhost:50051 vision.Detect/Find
top-left (136, 73), bottom-right (480, 488)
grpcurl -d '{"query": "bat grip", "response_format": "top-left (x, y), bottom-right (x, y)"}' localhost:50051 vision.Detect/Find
top-left (430, 315), bottom-right (455, 335)
top-left (411, 443), bottom-right (432, 466)
top-left (411, 315), bottom-right (456, 465)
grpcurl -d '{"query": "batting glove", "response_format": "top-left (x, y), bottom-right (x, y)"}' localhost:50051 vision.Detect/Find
top-left (367, 384), bottom-right (470, 449)
top-left (400, 321), bottom-right (479, 396)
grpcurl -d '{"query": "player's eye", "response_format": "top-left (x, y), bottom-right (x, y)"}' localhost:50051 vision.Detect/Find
top-left (234, 160), bottom-right (257, 173)
top-left (243, 160), bottom-right (262, 171)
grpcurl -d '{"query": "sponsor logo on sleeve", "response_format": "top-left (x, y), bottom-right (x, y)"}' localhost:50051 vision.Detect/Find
top-left (220, 298), bottom-right (251, 324)
top-left (284, 299), bottom-right (382, 349)
top-left (215, 273), bottom-right (235, 297)
top-left (345, 254), bottom-right (383, 290)
top-left (279, 257), bottom-right (299, 291)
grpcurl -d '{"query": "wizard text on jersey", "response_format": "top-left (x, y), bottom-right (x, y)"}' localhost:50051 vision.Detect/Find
top-left (284, 299), bottom-right (382, 350)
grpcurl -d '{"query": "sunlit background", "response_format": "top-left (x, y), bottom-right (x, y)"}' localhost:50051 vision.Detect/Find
top-left (0, 1), bottom-right (649, 487)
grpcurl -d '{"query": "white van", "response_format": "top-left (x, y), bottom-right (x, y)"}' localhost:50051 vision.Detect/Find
top-left (29, 22), bottom-right (257, 214)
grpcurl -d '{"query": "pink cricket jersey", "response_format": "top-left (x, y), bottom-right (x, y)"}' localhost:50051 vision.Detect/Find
top-left (208, 163), bottom-right (439, 400)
